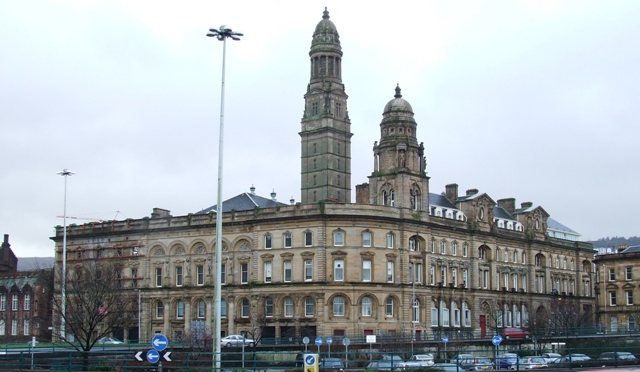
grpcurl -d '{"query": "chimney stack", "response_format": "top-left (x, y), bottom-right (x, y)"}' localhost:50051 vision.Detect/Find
top-left (445, 184), bottom-right (458, 201)
top-left (466, 188), bottom-right (479, 196)
top-left (497, 198), bottom-right (516, 214)
top-left (520, 202), bottom-right (533, 209)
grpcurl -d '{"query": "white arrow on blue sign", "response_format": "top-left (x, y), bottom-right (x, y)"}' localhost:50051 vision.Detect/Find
top-left (152, 334), bottom-right (169, 351)
top-left (147, 350), bottom-right (160, 363)
top-left (443, 336), bottom-right (449, 343)
top-left (315, 337), bottom-right (323, 345)
top-left (327, 337), bottom-right (333, 345)
top-left (305, 355), bottom-right (316, 365)
top-left (492, 335), bottom-right (503, 346)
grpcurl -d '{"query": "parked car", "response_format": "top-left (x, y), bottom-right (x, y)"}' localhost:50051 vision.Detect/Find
top-left (550, 354), bottom-right (592, 368)
top-left (320, 357), bottom-right (345, 371)
top-left (97, 337), bottom-right (123, 344)
top-left (599, 352), bottom-right (638, 365)
top-left (541, 353), bottom-right (561, 364)
top-left (496, 353), bottom-right (519, 369)
top-left (511, 357), bottom-right (547, 370)
top-left (502, 328), bottom-right (530, 340)
top-left (367, 360), bottom-right (405, 371)
top-left (220, 334), bottom-right (255, 347)
top-left (458, 355), bottom-right (495, 371)
top-left (404, 354), bottom-right (435, 368)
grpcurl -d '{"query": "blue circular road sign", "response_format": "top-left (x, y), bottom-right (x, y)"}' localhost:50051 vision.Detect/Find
top-left (147, 350), bottom-right (160, 363)
top-left (315, 337), bottom-right (323, 346)
top-left (152, 334), bottom-right (169, 352)
top-left (327, 337), bottom-right (333, 345)
top-left (305, 355), bottom-right (316, 365)
top-left (492, 335), bottom-right (503, 346)
top-left (443, 336), bottom-right (449, 343)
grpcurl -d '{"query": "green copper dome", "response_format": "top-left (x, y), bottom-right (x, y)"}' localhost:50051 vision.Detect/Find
top-left (383, 85), bottom-right (413, 114)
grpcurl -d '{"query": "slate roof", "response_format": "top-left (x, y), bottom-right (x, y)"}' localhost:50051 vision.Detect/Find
top-left (622, 245), bottom-right (640, 254)
top-left (196, 192), bottom-right (289, 214)
top-left (547, 217), bottom-right (579, 234)
top-left (429, 193), bottom-right (457, 209)
top-left (493, 206), bottom-right (517, 221)
top-left (0, 271), bottom-right (43, 291)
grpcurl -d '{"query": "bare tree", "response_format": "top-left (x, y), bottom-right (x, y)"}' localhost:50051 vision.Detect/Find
top-left (527, 306), bottom-right (554, 353)
top-left (52, 260), bottom-right (137, 370)
top-left (548, 296), bottom-right (592, 338)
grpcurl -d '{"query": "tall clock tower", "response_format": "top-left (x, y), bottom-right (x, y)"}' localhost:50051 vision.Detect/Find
top-left (300, 8), bottom-right (352, 204)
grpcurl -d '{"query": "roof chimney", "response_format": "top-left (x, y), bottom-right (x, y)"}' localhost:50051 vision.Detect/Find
top-left (250, 185), bottom-right (256, 195)
top-left (497, 198), bottom-right (516, 214)
top-left (466, 188), bottom-right (479, 196)
top-left (520, 202), bottom-right (533, 209)
top-left (270, 189), bottom-right (277, 201)
top-left (151, 208), bottom-right (171, 219)
top-left (445, 183), bottom-right (458, 202)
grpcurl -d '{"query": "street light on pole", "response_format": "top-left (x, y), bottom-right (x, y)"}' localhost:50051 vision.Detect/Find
top-left (206, 24), bottom-right (243, 371)
top-left (57, 168), bottom-right (74, 341)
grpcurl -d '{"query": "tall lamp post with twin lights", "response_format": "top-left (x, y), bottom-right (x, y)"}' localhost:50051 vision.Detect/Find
top-left (206, 25), bottom-right (243, 370)
top-left (57, 168), bottom-right (74, 341)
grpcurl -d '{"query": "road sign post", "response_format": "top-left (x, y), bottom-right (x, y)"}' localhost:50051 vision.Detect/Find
top-left (327, 337), bottom-right (333, 357)
top-left (443, 336), bottom-right (449, 356)
top-left (315, 337), bottom-right (323, 354)
top-left (366, 335), bottom-right (376, 365)
top-left (343, 338), bottom-right (351, 369)
top-left (303, 336), bottom-right (310, 353)
top-left (492, 335), bottom-right (503, 363)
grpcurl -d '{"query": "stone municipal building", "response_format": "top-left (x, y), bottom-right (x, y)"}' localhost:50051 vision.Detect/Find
top-left (52, 9), bottom-right (595, 343)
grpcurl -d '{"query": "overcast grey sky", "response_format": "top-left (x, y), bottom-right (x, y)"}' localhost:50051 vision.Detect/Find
top-left (2, 1), bottom-right (638, 257)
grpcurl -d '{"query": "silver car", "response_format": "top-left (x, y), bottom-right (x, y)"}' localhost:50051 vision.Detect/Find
top-left (220, 334), bottom-right (255, 347)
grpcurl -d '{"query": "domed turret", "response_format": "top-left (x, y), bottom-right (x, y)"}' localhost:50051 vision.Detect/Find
top-left (311, 7), bottom-right (341, 49)
top-left (384, 84), bottom-right (413, 114)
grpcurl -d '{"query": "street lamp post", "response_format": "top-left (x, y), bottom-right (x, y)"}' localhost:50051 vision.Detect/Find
top-left (57, 168), bottom-right (74, 341)
top-left (206, 25), bottom-right (243, 371)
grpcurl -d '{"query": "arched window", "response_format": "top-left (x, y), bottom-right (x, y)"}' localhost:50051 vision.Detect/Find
top-left (362, 297), bottom-right (372, 316)
top-left (333, 296), bottom-right (345, 316)
top-left (390, 190), bottom-right (395, 206)
top-left (156, 301), bottom-right (163, 319)
top-left (382, 191), bottom-right (388, 206)
top-left (241, 298), bottom-right (250, 318)
top-left (385, 297), bottom-right (394, 317)
top-left (431, 300), bottom-right (439, 326)
top-left (176, 300), bottom-right (184, 319)
top-left (387, 233), bottom-right (394, 248)
top-left (409, 238), bottom-right (416, 251)
top-left (284, 297), bottom-right (294, 317)
top-left (197, 300), bottom-right (205, 318)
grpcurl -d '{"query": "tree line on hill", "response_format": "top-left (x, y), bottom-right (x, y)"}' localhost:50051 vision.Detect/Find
top-left (587, 236), bottom-right (640, 249)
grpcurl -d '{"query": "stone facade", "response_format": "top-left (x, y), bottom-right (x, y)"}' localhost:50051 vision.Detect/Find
top-left (51, 9), bottom-right (596, 343)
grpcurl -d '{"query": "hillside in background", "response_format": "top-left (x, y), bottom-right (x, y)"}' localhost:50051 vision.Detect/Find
top-left (587, 236), bottom-right (640, 249)
top-left (17, 257), bottom-right (54, 271)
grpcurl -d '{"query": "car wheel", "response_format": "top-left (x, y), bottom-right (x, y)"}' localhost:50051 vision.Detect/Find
top-left (505, 335), bottom-right (510, 339)
top-left (248, 342), bottom-right (254, 347)
top-left (224, 342), bottom-right (231, 347)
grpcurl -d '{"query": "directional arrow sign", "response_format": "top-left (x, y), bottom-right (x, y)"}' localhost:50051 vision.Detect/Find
top-left (152, 334), bottom-right (169, 352)
top-left (147, 350), bottom-right (160, 363)
top-left (134, 351), bottom-right (143, 362)
top-left (163, 351), bottom-right (172, 362)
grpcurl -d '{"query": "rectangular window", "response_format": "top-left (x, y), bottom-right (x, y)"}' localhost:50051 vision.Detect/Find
top-left (11, 319), bottom-right (17, 336)
top-left (131, 268), bottom-right (138, 288)
top-left (264, 262), bottom-right (272, 283)
top-left (155, 268), bottom-right (162, 287)
top-left (265, 234), bottom-right (272, 249)
top-left (386, 234), bottom-right (394, 248)
top-left (430, 266), bottom-right (435, 285)
top-left (442, 308), bottom-right (450, 327)
top-left (387, 261), bottom-right (394, 283)
top-left (220, 299), bottom-right (227, 318)
top-left (265, 298), bottom-right (274, 317)
top-left (627, 267), bottom-right (633, 280)
top-left (284, 299), bottom-right (293, 317)
top-left (386, 298), bottom-right (394, 317)
top-left (305, 232), bottom-right (313, 247)
top-left (362, 232), bottom-right (371, 247)
top-left (334, 231), bottom-right (344, 246)
top-left (156, 302), bottom-right (164, 318)
top-left (483, 271), bottom-right (489, 289)
top-left (176, 302), bottom-right (184, 318)
top-left (241, 263), bottom-right (248, 284)
top-left (196, 265), bottom-right (204, 286)
top-left (463, 244), bottom-right (468, 257)
top-left (610, 292), bottom-right (617, 306)
top-left (0, 320), bottom-right (4, 335)
top-left (521, 275), bottom-right (527, 292)
top-left (415, 263), bottom-right (422, 283)
top-left (464, 308), bottom-right (471, 326)
top-left (221, 263), bottom-right (226, 284)
top-left (362, 260), bottom-right (371, 282)
top-left (441, 267), bottom-right (447, 285)
top-left (440, 241), bottom-right (446, 254)
top-left (454, 309), bottom-right (460, 327)
top-left (334, 259), bottom-right (344, 281)
top-left (430, 240), bottom-right (435, 253)
top-left (284, 233), bottom-right (292, 248)
top-left (503, 273), bottom-right (509, 290)
top-left (23, 319), bottom-right (30, 336)
top-left (305, 298), bottom-right (314, 317)
top-left (463, 269), bottom-right (468, 288)
top-left (0, 295), bottom-right (5, 311)
top-left (452, 268), bottom-right (457, 287)
top-left (627, 290), bottom-right (634, 305)
top-left (11, 294), bottom-right (18, 311)
top-left (284, 261), bottom-right (292, 282)
top-left (305, 260), bottom-right (313, 281)
top-left (24, 294), bottom-right (31, 311)
top-left (175, 267), bottom-right (183, 287)
top-left (452, 242), bottom-right (457, 256)
top-left (609, 268), bottom-right (616, 281)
